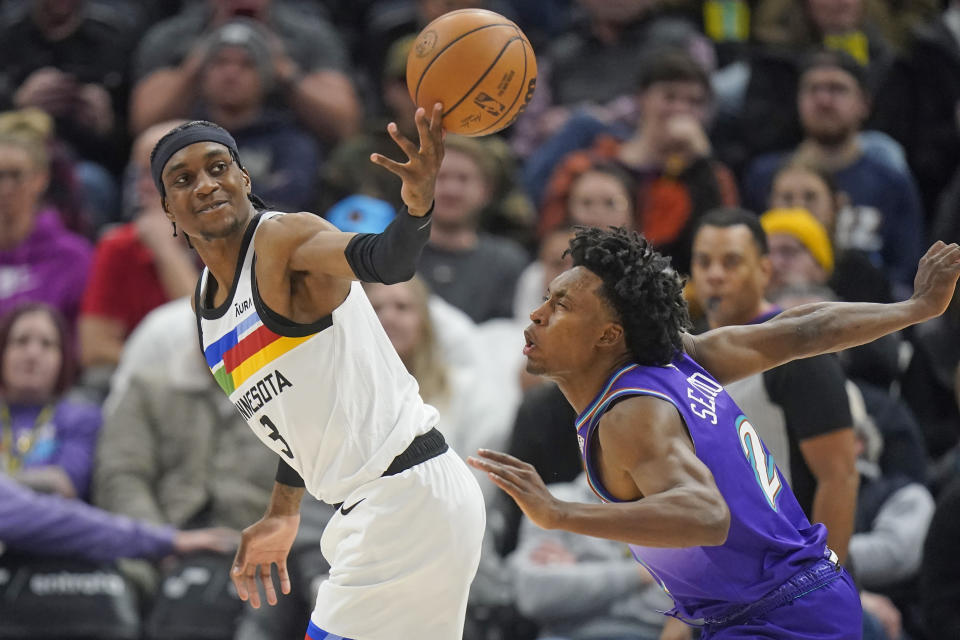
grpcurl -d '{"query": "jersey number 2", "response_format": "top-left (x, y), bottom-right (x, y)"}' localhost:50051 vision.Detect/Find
top-left (736, 416), bottom-right (781, 509)
top-left (260, 416), bottom-right (294, 459)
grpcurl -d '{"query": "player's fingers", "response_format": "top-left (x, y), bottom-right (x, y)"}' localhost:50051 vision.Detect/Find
top-left (386, 122), bottom-right (418, 160)
top-left (369, 153), bottom-right (407, 177)
top-left (487, 469), bottom-right (524, 498)
top-left (260, 564), bottom-right (278, 606)
top-left (245, 564), bottom-right (261, 609)
top-left (476, 448), bottom-right (532, 469)
top-left (277, 560), bottom-right (292, 595)
top-left (231, 564), bottom-right (249, 601)
top-left (427, 102), bottom-right (445, 142)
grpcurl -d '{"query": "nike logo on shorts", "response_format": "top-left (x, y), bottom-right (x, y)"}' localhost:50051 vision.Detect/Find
top-left (339, 498), bottom-right (365, 516)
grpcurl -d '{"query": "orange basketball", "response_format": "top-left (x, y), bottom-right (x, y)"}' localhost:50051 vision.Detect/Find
top-left (406, 8), bottom-right (537, 137)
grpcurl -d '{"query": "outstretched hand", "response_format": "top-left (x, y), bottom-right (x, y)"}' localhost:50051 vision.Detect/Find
top-left (910, 241), bottom-right (960, 320)
top-left (370, 103), bottom-right (444, 216)
top-left (467, 449), bottom-right (562, 530)
top-left (230, 513), bottom-right (300, 608)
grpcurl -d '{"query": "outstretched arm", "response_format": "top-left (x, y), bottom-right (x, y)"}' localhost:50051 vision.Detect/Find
top-left (685, 241), bottom-right (960, 385)
top-left (255, 104), bottom-right (443, 283)
top-left (469, 396), bottom-right (730, 548)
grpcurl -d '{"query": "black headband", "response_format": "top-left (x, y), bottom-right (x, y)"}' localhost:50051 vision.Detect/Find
top-left (151, 125), bottom-right (240, 193)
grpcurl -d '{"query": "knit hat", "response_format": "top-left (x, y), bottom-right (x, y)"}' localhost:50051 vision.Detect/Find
top-left (760, 208), bottom-right (834, 274)
top-left (205, 18), bottom-right (274, 91)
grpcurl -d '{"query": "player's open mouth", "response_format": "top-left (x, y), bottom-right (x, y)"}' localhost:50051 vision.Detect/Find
top-left (522, 329), bottom-right (536, 355)
top-left (196, 200), bottom-right (228, 214)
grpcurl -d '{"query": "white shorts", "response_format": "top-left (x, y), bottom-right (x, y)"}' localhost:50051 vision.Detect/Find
top-left (309, 449), bottom-right (486, 640)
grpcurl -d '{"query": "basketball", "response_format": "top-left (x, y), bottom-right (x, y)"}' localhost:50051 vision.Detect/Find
top-left (406, 8), bottom-right (537, 137)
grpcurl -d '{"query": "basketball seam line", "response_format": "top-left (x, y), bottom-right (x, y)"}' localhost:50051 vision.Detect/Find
top-left (413, 22), bottom-right (517, 104)
top-left (441, 36), bottom-right (521, 119)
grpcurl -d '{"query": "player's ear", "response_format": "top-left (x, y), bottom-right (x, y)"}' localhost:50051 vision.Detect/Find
top-left (598, 322), bottom-right (624, 348)
top-left (242, 168), bottom-right (251, 194)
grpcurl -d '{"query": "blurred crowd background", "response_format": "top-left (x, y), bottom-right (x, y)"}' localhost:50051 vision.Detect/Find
top-left (1, 0), bottom-right (959, 639)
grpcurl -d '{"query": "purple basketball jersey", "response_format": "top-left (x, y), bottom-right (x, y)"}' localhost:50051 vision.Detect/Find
top-left (575, 353), bottom-right (828, 622)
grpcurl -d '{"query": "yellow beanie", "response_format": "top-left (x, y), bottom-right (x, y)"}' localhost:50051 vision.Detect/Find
top-left (760, 208), bottom-right (834, 274)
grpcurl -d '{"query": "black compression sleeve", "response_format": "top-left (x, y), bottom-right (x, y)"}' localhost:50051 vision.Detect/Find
top-left (343, 205), bottom-right (433, 284)
top-left (276, 457), bottom-right (305, 487)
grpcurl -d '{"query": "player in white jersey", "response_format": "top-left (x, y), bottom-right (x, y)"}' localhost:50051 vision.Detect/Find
top-left (148, 106), bottom-right (485, 640)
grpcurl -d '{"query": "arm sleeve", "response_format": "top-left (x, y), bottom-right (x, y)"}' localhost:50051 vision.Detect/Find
top-left (0, 474), bottom-right (175, 562)
top-left (275, 457), bottom-right (305, 488)
top-left (848, 483), bottom-right (935, 589)
top-left (765, 354), bottom-right (853, 440)
top-left (343, 206), bottom-right (433, 284)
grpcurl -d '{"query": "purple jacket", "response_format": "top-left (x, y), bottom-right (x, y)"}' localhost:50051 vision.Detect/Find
top-left (0, 474), bottom-right (174, 562)
top-left (0, 209), bottom-right (93, 328)
top-left (9, 398), bottom-right (102, 498)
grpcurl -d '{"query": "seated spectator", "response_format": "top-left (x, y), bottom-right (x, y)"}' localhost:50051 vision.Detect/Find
top-left (767, 160), bottom-right (891, 303)
top-left (759, 207), bottom-right (834, 296)
top-left (514, 163), bottom-right (635, 319)
top-left (0, 0), bottom-right (136, 199)
top-left (507, 472), bottom-right (674, 640)
top-left (418, 135), bottom-right (529, 323)
top-left (743, 49), bottom-right (924, 298)
top-left (0, 302), bottom-right (100, 499)
top-left (0, 124), bottom-right (92, 331)
top-left (511, 0), bottom-right (714, 160)
top-left (78, 121), bottom-right (197, 381)
top-left (869, 0), bottom-right (960, 216)
top-left (0, 472), bottom-right (237, 562)
top-left (130, 0), bottom-right (360, 143)
top-left (538, 49), bottom-right (738, 274)
top-left (197, 19), bottom-right (320, 212)
top-left (920, 472), bottom-right (960, 639)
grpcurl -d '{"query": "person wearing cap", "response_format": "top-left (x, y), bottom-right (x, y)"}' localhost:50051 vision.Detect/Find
top-left (130, 0), bottom-right (359, 142)
top-left (197, 18), bottom-right (319, 212)
top-left (690, 207), bottom-right (858, 571)
top-left (760, 207), bottom-right (834, 296)
top-left (743, 48), bottom-right (924, 300)
top-left (149, 108), bottom-right (485, 640)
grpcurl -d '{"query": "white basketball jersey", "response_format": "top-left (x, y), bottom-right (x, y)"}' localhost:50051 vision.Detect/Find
top-left (195, 212), bottom-right (439, 503)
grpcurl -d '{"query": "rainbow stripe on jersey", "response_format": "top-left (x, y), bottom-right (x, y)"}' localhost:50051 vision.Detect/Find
top-left (204, 311), bottom-right (312, 395)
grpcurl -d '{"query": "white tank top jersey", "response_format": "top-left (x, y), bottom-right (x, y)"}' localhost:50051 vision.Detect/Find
top-left (195, 211), bottom-right (439, 504)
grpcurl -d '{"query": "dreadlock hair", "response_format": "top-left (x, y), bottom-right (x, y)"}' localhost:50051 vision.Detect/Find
top-left (149, 120), bottom-right (268, 210)
top-left (567, 226), bottom-right (690, 366)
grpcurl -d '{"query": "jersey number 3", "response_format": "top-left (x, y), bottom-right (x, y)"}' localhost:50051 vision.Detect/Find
top-left (260, 415), bottom-right (294, 459)
top-left (736, 416), bottom-right (781, 509)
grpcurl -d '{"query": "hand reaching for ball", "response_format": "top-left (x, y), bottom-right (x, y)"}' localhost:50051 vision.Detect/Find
top-left (369, 102), bottom-right (445, 217)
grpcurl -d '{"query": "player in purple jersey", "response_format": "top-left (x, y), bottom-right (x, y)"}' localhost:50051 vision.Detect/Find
top-left (469, 226), bottom-right (960, 638)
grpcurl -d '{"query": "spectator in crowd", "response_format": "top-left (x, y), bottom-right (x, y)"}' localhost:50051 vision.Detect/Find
top-left (0, 303), bottom-right (100, 500)
top-left (0, 0), bottom-right (136, 182)
top-left (515, 163), bottom-right (635, 320)
top-left (743, 49), bottom-right (924, 298)
top-left (0, 120), bottom-right (92, 330)
top-left (78, 121), bottom-right (197, 379)
top-left (0, 472), bottom-right (237, 563)
top-left (767, 160), bottom-right (891, 303)
top-left (418, 135), bottom-right (529, 323)
top-left (196, 19), bottom-right (319, 212)
top-left (900, 288), bottom-right (960, 473)
top-left (507, 472), bottom-right (673, 640)
top-left (920, 469), bottom-right (960, 639)
top-left (759, 207), bottom-right (834, 296)
top-left (318, 35), bottom-right (415, 216)
top-left (690, 208), bottom-right (858, 563)
top-left (130, 0), bottom-right (360, 143)
top-left (512, 0), bottom-right (714, 159)
top-left (538, 49), bottom-right (738, 274)
top-left (872, 0), bottom-right (960, 217)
